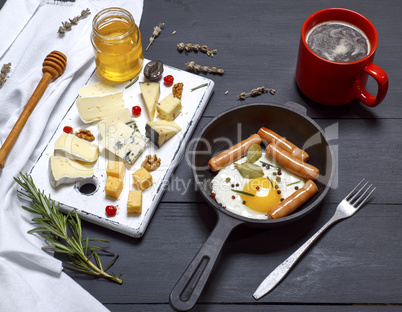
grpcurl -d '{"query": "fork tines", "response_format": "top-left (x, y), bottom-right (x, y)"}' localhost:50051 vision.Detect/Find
top-left (346, 179), bottom-right (376, 209)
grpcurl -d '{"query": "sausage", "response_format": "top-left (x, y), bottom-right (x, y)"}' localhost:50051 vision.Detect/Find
top-left (258, 127), bottom-right (309, 162)
top-left (208, 134), bottom-right (261, 172)
top-left (267, 180), bottom-right (318, 219)
top-left (265, 143), bottom-right (319, 180)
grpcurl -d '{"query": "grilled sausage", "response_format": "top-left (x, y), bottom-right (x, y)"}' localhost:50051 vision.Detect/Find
top-left (268, 180), bottom-right (318, 219)
top-left (265, 143), bottom-right (319, 180)
top-left (258, 127), bottom-right (309, 162)
top-left (208, 134), bottom-right (261, 172)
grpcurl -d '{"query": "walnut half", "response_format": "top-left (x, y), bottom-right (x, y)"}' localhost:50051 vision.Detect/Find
top-left (141, 154), bottom-right (161, 172)
top-left (172, 82), bottom-right (184, 99)
top-left (75, 129), bottom-right (95, 142)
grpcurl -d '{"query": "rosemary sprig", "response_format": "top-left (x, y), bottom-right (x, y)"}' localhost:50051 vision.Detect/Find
top-left (125, 75), bottom-right (139, 89)
top-left (231, 189), bottom-right (255, 197)
top-left (14, 173), bottom-right (123, 284)
top-left (286, 180), bottom-right (301, 187)
top-left (260, 160), bottom-right (279, 169)
top-left (266, 176), bottom-right (274, 188)
top-left (191, 83), bottom-right (208, 91)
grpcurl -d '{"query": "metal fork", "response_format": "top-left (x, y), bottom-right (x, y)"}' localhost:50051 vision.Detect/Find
top-left (253, 179), bottom-right (376, 300)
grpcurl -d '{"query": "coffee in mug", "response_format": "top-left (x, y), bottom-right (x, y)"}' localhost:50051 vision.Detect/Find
top-left (296, 8), bottom-right (388, 107)
top-left (306, 21), bottom-right (370, 63)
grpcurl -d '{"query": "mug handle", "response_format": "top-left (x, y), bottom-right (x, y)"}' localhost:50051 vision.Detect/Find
top-left (355, 62), bottom-right (389, 107)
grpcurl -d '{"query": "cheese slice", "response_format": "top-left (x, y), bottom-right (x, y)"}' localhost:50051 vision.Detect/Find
top-left (78, 82), bottom-right (118, 97)
top-left (145, 120), bottom-right (182, 148)
top-left (76, 91), bottom-right (125, 123)
top-left (49, 156), bottom-right (94, 188)
top-left (157, 93), bottom-right (182, 121)
top-left (140, 82), bottom-right (160, 121)
top-left (54, 132), bottom-right (99, 163)
top-left (99, 121), bottom-right (148, 164)
top-left (98, 108), bottom-right (138, 137)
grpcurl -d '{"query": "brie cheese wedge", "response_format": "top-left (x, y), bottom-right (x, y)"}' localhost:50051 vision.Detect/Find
top-left (49, 156), bottom-right (94, 188)
top-left (76, 91), bottom-right (125, 123)
top-left (54, 132), bottom-right (99, 163)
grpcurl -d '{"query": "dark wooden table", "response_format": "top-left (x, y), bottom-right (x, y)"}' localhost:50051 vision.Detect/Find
top-left (36, 0), bottom-right (402, 311)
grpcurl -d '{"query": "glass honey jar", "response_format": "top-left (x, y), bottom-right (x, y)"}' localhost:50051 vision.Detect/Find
top-left (91, 7), bottom-right (144, 82)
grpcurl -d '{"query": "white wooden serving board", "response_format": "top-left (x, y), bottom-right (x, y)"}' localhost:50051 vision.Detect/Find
top-left (22, 60), bottom-right (214, 238)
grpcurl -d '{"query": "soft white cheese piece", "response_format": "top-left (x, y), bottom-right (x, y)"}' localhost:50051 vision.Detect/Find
top-left (139, 82), bottom-right (160, 121)
top-left (98, 108), bottom-right (138, 137)
top-left (54, 132), bottom-right (99, 163)
top-left (49, 156), bottom-right (94, 188)
top-left (76, 91), bottom-right (125, 123)
top-left (78, 82), bottom-right (118, 97)
top-left (99, 121), bottom-right (148, 164)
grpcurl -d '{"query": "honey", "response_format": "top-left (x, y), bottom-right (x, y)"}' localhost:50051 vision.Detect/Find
top-left (91, 8), bottom-right (144, 82)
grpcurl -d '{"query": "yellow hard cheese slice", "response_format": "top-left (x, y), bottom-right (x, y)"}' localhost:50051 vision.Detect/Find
top-left (140, 82), bottom-right (160, 121)
top-left (157, 93), bottom-right (182, 121)
top-left (106, 160), bottom-right (126, 179)
top-left (132, 167), bottom-right (153, 191)
top-left (145, 120), bottom-right (182, 148)
top-left (54, 132), bottom-right (99, 163)
top-left (76, 91), bottom-right (124, 123)
top-left (127, 190), bottom-right (142, 214)
top-left (105, 176), bottom-right (124, 199)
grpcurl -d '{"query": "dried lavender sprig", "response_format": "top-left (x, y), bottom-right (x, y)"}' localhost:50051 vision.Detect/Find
top-left (146, 23), bottom-right (164, 51)
top-left (0, 63), bottom-right (11, 86)
top-left (58, 8), bottom-right (91, 35)
top-left (238, 86), bottom-right (276, 100)
top-left (185, 61), bottom-right (224, 75)
top-left (177, 43), bottom-right (217, 57)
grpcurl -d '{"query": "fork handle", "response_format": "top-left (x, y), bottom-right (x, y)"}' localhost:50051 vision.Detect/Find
top-left (253, 215), bottom-right (340, 300)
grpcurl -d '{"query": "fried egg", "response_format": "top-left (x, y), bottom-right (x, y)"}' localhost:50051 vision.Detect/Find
top-left (210, 154), bottom-right (305, 219)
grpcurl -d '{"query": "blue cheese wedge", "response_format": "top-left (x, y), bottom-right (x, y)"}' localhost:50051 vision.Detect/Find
top-left (139, 82), bottom-right (160, 121)
top-left (157, 93), bottom-right (182, 121)
top-left (76, 91), bottom-right (125, 123)
top-left (49, 156), bottom-right (94, 188)
top-left (99, 121), bottom-right (148, 164)
top-left (98, 108), bottom-right (138, 136)
top-left (54, 132), bottom-right (99, 163)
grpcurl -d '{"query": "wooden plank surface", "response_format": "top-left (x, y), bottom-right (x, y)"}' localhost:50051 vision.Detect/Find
top-left (51, 0), bottom-right (402, 311)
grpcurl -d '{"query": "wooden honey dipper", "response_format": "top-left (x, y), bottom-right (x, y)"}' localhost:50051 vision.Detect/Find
top-left (0, 51), bottom-right (67, 168)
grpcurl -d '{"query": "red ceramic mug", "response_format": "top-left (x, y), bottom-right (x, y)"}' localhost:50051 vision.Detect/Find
top-left (296, 8), bottom-right (388, 107)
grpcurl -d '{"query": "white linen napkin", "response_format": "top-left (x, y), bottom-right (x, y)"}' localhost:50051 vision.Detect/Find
top-left (0, 0), bottom-right (143, 311)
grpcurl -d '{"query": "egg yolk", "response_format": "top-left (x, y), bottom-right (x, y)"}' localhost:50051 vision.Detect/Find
top-left (241, 177), bottom-right (281, 213)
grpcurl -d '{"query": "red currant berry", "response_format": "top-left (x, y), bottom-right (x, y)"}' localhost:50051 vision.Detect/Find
top-left (164, 75), bottom-right (174, 86)
top-left (231, 195), bottom-right (235, 200)
top-left (105, 205), bottom-right (117, 217)
top-left (211, 192), bottom-right (216, 198)
top-left (256, 186), bottom-right (260, 191)
top-left (63, 126), bottom-right (73, 134)
top-left (132, 106), bottom-right (141, 116)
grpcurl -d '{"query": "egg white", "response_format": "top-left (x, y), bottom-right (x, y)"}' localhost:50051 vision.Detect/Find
top-left (211, 154), bottom-right (305, 219)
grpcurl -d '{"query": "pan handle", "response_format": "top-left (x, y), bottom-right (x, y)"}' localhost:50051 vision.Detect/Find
top-left (169, 211), bottom-right (244, 311)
